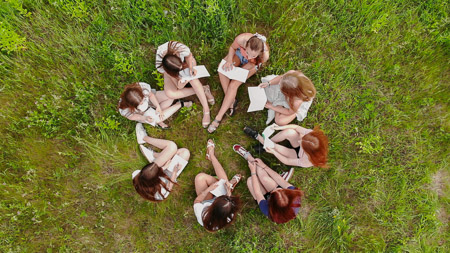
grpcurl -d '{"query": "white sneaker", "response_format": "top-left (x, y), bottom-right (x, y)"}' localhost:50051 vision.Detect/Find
top-left (136, 123), bottom-right (147, 144)
top-left (139, 145), bottom-right (155, 163)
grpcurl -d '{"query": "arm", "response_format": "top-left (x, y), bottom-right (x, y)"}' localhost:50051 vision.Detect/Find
top-left (194, 182), bottom-right (219, 204)
top-left (185, 53), bottom-right (197, 76)
top-left (127, 113), bottom-right (153, 124)
top-left (165, 164), bottom-right (179, 191)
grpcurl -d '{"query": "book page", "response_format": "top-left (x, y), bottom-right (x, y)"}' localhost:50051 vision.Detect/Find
top-left (179, 65), bottom-right (210, 82)
top-left (217, 59), bottom-right (249, 83)
top-left (247, 87), bottom-right (267, 112)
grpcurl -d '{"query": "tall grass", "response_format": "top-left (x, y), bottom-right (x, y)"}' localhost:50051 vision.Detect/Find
top-left (1, 0), bottom-right (448, 251)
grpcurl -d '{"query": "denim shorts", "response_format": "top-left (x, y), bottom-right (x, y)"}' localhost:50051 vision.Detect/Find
top-left (235, 48), bottom-right (249, 66)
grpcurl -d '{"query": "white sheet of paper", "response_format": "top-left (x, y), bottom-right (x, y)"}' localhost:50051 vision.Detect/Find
top-left (143, 108), bottom-right (158, 126)
top-left (217, 59), bottom-right (249, 83)
top-left (263, 138), bottom-right (275, 149)
top-left (166, 155), bottom-right (188, 177)
top-left (210, 179), bottom-right (227, 197)
top-left (247, 87), bottom-right (267, 112)
top-left (179, 65), bottom-right (210, 82)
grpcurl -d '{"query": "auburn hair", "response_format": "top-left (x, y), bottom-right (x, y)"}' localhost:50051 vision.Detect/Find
top-left (202, 195), bottom-right (242, 232)
top-left (245, 35), bottom-right (269, 66)
top-left (268, 188), bottom-right (303, 224)
top-left (301, 125), bottom-right (329, 168)
top-left (280, 71), bottom-right (316, 110)
top-left (132, 163), bottom-right (175, 202)
top-left (157, 41), bottom-right (184, 78)
top-left (118, 82), bottom-right (144, 114)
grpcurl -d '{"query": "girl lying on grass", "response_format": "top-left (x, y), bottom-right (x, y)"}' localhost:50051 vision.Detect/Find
top-left (156, 41), bottom-right (215, 128)
top-left (193, 139), bottom-right (242, 232)
top-left (132, 123), bottom-right (190, 202)
top-left (208, 33), bottom-right (270, 133)
top-left (118, 82), bottom-right (192, 129)
top-left (233, 146), bottom-right (303, 224)
top-left (259, 70), bottom-right (316, 125)
top-left (244, 125), bottom-right (329, 168)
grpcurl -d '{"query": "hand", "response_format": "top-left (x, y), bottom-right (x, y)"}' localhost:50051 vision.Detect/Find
top-left (258, 82), bottom-right (269, 88)
top-left (209, 182), bottom-right (220, 191)
top-left (254, 158), bottom-right (264, 166)
top-left (265, 147), bottom-right (275, 154)
top-left (264, 101), bottom-right (273, 109)
top-left (156, 107), bottom-right (164, 121)
top-left (222, 60), bottom-right (234, 71)
top-left (190, 68), bottom-right (197, 77)
top-left (144, 116), bottom-right (154, 124)
top-left (248, 160), bottom-right (256, 171)
top-left (171, 165), bottom-right (180, 182)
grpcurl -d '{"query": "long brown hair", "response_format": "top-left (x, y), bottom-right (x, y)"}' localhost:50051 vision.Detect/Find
top-left (246, 35), bottom-right (268, 66)
top-left (132, 163), bottom-right (175, 202)
top-left (202, 195), bottom-right (242, 232)
top-left (268, 188), bottom-right (303, 224)
top-left (157, 41), bottom-right (184, 78)
top-left (302, 125), bottom-right (329, 168)
top-left (118, 82), bottom-right (144, 113)
top-left (280, 71), bottom-right (316, 110)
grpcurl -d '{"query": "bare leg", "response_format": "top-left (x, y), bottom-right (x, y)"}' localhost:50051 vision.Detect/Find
top-left (143, 136), bottom-right (177, 167)
top-left (255, 164), bottom-right (279, 192)
top-left (155, 91), bottom-right (174, 109)
top-left (163, 73), bottom-right (196, 99)
top-left (247, 176), bottom-right (269, 200)
top-left (189, 79), bottom-right (210, 125)
top-left (194, 172), bottom-right (217, 201)
top-left (271, 129), bottom-right (302, 148)
top-left (211, 63), bottom-right (258, 127)
top-left (274, 112), bottom-right (297, 126)
top-left (206, 140), bottom-right (228, 181)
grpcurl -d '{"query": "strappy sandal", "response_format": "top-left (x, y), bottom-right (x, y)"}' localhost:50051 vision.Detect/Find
top-left (207, 119), bottom-right (221, 133)
top-left (202, 111), bottom-right (210, 128)
top-left (229, 174), bottom-right (242, 192)
top-left (203, 85), bottom-right (215, 105)
top-left (227, 99), bottom-right (239, 117)
top-left (206, 139), bottom-right (215, 160)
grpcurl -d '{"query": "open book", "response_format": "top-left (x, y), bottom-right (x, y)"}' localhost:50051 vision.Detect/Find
top-left (247, 87), bottom-right (267, 112)
top-left (217, 59), bottom-right (249, 83)
top-left (179, 65), bottom-right (210, 83)
top-left (262, 124), bottom-right (278, 149)
top-left (210, 179), bottom-right (228, 197)
top-left (166, 155), bottom-right (189, 178)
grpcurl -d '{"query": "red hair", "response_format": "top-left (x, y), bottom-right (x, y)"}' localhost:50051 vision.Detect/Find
top-left (118, 82), bottom-right (144, 113)
top-left (302, 125), bottom-right (329, 168)
top-left (268, 188), bottom-right (303, 224)
top-left (280, 71), bottom-right (316, 110)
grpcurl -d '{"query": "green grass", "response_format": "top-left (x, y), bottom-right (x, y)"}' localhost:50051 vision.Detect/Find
top-left (1, 0), bottom-right (449, 251)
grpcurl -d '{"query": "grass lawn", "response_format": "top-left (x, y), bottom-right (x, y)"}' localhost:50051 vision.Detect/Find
top-left (1, 0), bottom-right (449, 251)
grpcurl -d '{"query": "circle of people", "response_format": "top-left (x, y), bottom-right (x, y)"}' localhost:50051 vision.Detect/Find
top-left (118, 33), bottom-right (329, 232)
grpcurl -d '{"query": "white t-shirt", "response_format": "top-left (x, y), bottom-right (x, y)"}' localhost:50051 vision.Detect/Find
top-left (118, 82), bottom-right (153, 118)
top-left (156, 41), bottom-right (191, 73)
top-left (193, 199), bottom-right (214, 226)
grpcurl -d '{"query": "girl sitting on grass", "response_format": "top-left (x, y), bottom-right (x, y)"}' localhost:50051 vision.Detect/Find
top-left (244, 125), bottom-right (329, 168)
top-left (118, 82), bottom-right (192, 129)
top-left (132, 123), bottom-right (190, 202)
top-left (208, 33), bottom-right (270, 133)
top-left (259, 70), bottom-right (316, 125)
top-left (193, 139), bottom-right (242, 232)
top-left (234, 145), bottom-right (303, 224)
top-left (156, 41), bottom-right (215, 128)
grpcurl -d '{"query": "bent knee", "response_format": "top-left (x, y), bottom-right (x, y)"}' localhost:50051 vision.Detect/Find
top-left (177, 148), bottom-right (190, 161)
top-left (195, 173), bottom-right (209, 183)
top-left (247, 177), bottom-right (253, 188)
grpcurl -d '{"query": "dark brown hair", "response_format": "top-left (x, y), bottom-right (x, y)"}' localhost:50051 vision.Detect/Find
top-left (202, 195), bottom-right (242, 232)
top-left (302, 125), bottom-right (329, 168)
top-left (157, 41), bottom-right (184, 78)
top-left (245, 35), bottom-right (268, 66)
top-left (118, 82), bottom-right (144, 113)
top-left (132, 163), bottom-right (175, 202)
top-left (280, 72), bottom-right (316, 110)
top-left (268, 188), bottom-right (303, 224)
